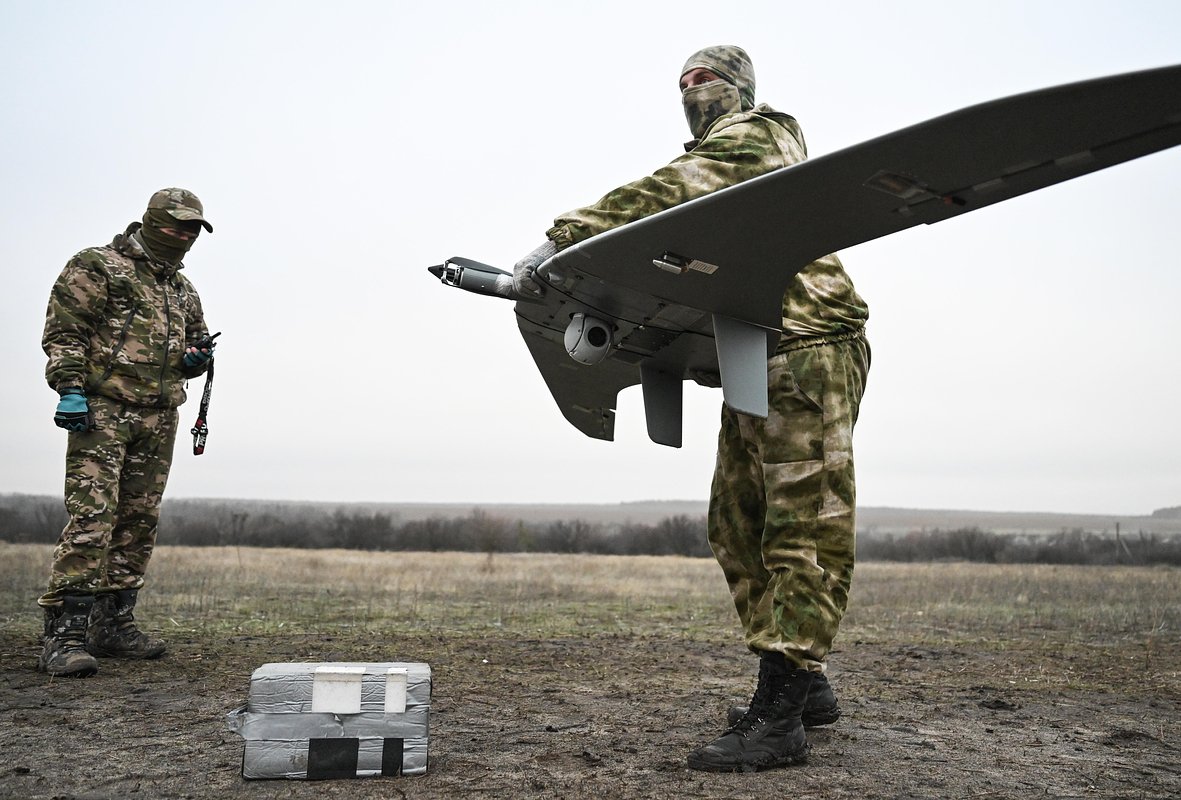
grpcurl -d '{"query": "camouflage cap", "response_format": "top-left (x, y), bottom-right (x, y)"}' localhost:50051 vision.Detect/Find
top-left (680, 45), bottom-right (756, 111)
top-left (147, 188), bottom-right (213, 232)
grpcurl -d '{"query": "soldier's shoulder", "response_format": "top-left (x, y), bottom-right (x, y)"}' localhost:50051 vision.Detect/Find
top-left (709, 109), bottom-right (766, 133)
top-left (64, 244), bottom-right (114, 272)
top-left (175, 270), bottom-right (201, 293)
top-left (716, 104), bottom-right (806, 158)
top-left (61, 243), bottom-right (137, 286)
top-left (71, 242), bottom-right (129, 265)
top-left (709, 105), bottom-right (797, 138)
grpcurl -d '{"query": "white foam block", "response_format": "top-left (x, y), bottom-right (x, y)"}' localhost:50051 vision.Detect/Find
top-left (385, 668), bottom-right (408, 714)
top-left (311, 665), bottom-right (365, 713)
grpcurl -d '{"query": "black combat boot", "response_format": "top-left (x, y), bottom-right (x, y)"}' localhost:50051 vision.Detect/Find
top-left (86, 588), bottom-right (166, 659)
top-left (39, 594), bottom-right (99, 677)
top-left (727, 670), bottom-right (841, 727)
top-left (687, 651), bottom-right (811, 772)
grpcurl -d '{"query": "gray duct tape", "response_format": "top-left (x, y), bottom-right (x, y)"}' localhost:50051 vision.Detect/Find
top-left (227, 707), bottom-right (429, 740)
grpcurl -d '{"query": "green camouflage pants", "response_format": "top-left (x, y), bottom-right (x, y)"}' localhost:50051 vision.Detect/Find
top-left (39, 396), bottom-right (179, 606)
top-left (707, 332), bottom-right (869, 671)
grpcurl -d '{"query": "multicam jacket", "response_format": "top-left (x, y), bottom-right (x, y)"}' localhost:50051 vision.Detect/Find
top-left (546, 104), bottom-right (869, 345)
top-left (43, 224), bottom-right (209, 408)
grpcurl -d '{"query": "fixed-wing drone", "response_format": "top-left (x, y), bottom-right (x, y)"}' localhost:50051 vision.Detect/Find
top-left (430, 65), bottom-right (1181, 448)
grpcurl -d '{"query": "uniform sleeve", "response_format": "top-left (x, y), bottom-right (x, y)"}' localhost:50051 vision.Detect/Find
top-left (546, 115), bottom-right (801, 249)
top-left (179, 281), bottom-right (211, 379)
top-left (42, 253), bottom-right (107, 393)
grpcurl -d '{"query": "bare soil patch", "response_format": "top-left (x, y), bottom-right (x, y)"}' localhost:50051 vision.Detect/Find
top-left (1, 548), bottom-right (1178, 799)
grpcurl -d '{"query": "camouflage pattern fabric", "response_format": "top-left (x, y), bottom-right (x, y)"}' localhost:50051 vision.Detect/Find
top-left (42, 224), bottom-right (209, 407)
top-left (707, 334), bottom-right (869, 671)
top-left (40, 189), bottom-right (211, 608)
top-left (38, 396), bottom-right (179, 605)
top-left (545, 54), bottom-right (871, 670)
top-left (546, 104), bottom-right (868, 345)
top-left (146, 187), bottom-right (213, 232)
top-left (680, 44), bottom-right (757, 109)
top-left (682, 79), bottom-right (743, 142)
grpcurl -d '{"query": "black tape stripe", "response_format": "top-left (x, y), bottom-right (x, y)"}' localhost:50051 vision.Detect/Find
top-left (307, 738), bottom-right (359, 780)
top-left (381, 738), bottom-right (404, 776)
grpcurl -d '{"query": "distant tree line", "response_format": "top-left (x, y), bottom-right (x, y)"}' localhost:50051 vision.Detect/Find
top-left (859, 526), bottom-right (1181, 566)
top-left (2, 494), bottom-right (1179, 565)
top-left (0, 495), bottom-right (711, 558)
top-left (157, 506), bottom-right (715, 557)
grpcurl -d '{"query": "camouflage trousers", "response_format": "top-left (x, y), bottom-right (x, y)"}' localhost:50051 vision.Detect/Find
top-left (38, 396), bottom-right (179, 606)
top-left (707, 332), bottom-right (869, 671)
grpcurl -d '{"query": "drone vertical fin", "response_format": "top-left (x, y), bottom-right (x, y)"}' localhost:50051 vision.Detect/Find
top-left (639, 362), bottom-right (683, 448)
top-left (712, 315), bottom-right (772, 418)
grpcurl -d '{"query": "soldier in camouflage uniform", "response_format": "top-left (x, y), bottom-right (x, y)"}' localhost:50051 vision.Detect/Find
top-left (514, 46), bottom-right (870, 771)
top-left (38, 188), bottom-right (217, 678)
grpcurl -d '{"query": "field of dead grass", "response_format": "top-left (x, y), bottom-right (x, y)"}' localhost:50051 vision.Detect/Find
top-left (5, 544), bottom-right (1174, 642)
top-left (1, 544), bottom-right (1179, 798)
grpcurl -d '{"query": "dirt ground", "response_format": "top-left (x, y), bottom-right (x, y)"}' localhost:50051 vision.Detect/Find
top-left (2, 628), bottom-right (1179, 800)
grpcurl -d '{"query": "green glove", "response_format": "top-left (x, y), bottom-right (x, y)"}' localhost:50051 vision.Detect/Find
top-left (183, 343), bottom-right (215, 369)
top-left (54, 389), bottom-right (90, 432)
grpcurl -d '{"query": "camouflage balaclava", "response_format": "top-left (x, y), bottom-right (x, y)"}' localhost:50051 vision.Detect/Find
top-left (680, 45), bottom-right (756, 141)
top-left (137, 188), bottom-right (213, 266)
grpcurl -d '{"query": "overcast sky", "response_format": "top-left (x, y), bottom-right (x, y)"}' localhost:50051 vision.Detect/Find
top-left (2, 1), bottom-right (1178, 515)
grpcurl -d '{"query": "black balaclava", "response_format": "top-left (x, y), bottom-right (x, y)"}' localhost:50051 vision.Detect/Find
top-left (680, 45), bottom-right (757, 141)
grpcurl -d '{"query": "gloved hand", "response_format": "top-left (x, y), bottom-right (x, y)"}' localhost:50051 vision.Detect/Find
top-left (53, 389), bottom-right (90, 432)
top-left (182, 342), bottom-right (215, 369)
top-left (513, 240), bottom-right (559, 300)
top-left (689, 369), bottom-right (722, 388)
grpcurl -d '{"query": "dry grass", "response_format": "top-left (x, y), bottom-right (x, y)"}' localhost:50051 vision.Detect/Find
top-left (846, 561), bottom-right (1179, 640)
top-left (3, 544), bottom-right (1177, 659)
top-left (4, 543), bottom-right (1179, 800)
top-left (0, 545), bottom-right (734, 638)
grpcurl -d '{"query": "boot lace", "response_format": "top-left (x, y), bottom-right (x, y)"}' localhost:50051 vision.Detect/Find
top-left (111, 606), bottom-right (150, 642)
top-left (730, 665), bottom-right (787, 733)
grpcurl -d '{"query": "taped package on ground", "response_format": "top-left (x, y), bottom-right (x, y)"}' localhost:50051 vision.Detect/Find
top-left (226, 661), bottom-right (431, 780)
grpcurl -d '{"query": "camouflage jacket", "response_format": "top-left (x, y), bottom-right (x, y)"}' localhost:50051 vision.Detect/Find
top-left (546, 104), bottom-right (868, 346)
top-left (42, 224), bottom-right (209, 408)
